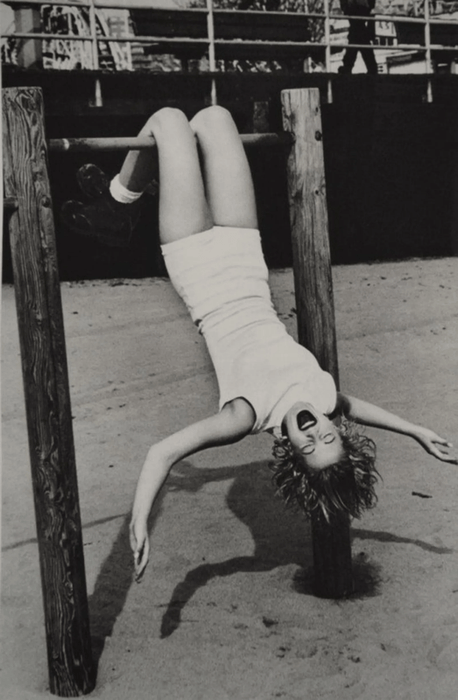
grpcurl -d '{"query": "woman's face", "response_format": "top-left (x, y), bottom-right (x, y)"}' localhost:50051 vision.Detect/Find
top-left (283, 402), bottom-right (344, 471)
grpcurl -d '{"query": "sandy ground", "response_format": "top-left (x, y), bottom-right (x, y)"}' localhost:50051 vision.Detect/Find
top-left (2, 258), bottom-right (458, 700)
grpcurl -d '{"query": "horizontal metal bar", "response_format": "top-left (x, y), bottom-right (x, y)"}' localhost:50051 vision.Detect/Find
top-left (4, 3), bottom-right (458, 25)
top-left (5, 14), bottom-right (458, 28)
top-left (333, 42), bottom-right (458, 51)
top-left (5, 0), bottom-right (458, 24)
top-left (8, 33), bottom-right (458, 51)
top-left (4, 2), bottom-right (458, 64)
top-left (4, 31), bottom-right (92, 41)
top-left (338, 13), bottom-right (458, 24)
top-left (332, 13), bottom-right (458, 25)
top-left (2, 0), bottom-right (173, 6)
top-left (3, 0), bottom-right (203, 7)
top-left (48, 132), bottom-right (293, 153)
top-left (7, 29), bottom-right (458, 52)
top-left (2, 31), bottom-right (210, 43)
top-left (1, 32), bottom-right (317, 47)
top-left (7, 29), bottom-right (458, 53)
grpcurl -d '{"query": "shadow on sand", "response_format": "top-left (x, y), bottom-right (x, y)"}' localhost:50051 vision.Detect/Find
top-left (88, 458), bottom-right (454, 665)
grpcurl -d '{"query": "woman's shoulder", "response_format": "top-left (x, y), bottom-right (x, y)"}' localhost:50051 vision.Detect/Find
top-left (221, 397), bottom-right (256, 433)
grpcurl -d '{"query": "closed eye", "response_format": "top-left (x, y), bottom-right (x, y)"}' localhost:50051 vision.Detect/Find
top-left (323, 434), bottom-right (336, 445)
top-left (301, 434), bottom-right (336, 455)
top-left (301, 444), bottom-right (315, 456)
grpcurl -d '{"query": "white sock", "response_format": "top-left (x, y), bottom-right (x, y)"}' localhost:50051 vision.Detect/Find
top-left (109, 174), bottom-right (143, 204)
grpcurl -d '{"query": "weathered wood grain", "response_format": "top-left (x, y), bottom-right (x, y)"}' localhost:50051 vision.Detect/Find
top-left (281, 88), bottom-right (353, 599)
top-left (2, 86), bottom-right (95, 696)
top-left (281, 88), bottom-right (339, 381)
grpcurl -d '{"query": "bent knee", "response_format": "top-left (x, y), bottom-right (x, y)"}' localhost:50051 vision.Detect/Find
top-left (142, 107), bottom-right (190, 138)
top-left (191, 105), bottom-right (236, 136)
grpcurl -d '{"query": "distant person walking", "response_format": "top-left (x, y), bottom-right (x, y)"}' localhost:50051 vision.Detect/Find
top-left (339, 0), bottom-right (378, 74)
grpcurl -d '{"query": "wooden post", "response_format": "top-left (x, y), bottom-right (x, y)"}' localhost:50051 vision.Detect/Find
top-left (450, 119), bottom-right (458, 256)
top-left (281, 87), bottom-right (354, 599)
top-left (2, 87), bottom-right (95, 696)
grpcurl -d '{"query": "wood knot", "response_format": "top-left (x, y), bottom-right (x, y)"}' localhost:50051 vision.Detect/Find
top-left (315, 130), bottom-right (322, 141)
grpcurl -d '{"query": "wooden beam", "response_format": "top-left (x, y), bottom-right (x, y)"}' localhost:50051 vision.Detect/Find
top-left (2, 86), bottom-right (95, 696)
top-left (281, 87), bottom-right (354, 599)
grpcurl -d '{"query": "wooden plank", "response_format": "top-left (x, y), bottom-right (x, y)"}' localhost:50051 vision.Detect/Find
top-left (281, 87), bottom-right (353, 599)
top-left (2, 86), bottom-right (95, 696)
top-left (130, 9), bottom-right (208, 39)
top-left (130, 8), bottom-right (313, 42)
top-left (215, 10), bottom-right (314, 42)
top-left (141, 39), bottom-right (323, 61)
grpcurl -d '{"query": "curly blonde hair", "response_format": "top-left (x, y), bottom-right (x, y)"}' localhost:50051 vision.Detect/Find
top-left (270, 420), bottom-right (379, 522)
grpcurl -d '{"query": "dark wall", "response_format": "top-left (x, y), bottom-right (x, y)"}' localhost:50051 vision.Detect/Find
top-left (3, 70), bottom-right (458, 281)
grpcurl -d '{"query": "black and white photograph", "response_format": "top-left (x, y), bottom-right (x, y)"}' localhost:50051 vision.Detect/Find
top-left (2, 1), bottom-right (458, 697)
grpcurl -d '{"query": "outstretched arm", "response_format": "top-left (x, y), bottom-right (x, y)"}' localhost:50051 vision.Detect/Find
top-left (129, 399), bottom-right (254, 580)
top-left (337, 392), bottom-right (457, 465)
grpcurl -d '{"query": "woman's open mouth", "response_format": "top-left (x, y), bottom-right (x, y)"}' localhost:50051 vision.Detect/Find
top-left (297, 410), bottom-right (317, 431)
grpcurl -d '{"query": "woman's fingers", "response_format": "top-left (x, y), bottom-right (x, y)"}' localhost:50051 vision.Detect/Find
top-left (430, 442), bottom-right (458, 464)
top-left (129, 526), bottom-right (138, 553)
top-left (438, 451), bottom-right (458, 464)
top-left (432, 434), bottom-right (453, 447)
top-left (134, 538), bottom-right (149, 582)
top-left (433, 436), bottom-right (457, 460)
top-left (415, 430), bottom-right (457, 463)
top-left (129, 520), bottom-right (150, 581)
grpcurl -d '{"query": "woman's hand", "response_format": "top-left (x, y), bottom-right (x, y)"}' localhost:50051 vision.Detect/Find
top-left (129, 517), bottom-right (150, 582)
top-left (128, 407), bottom-right (253, 581)
top-left (413, 427), bottom-right (458, 464)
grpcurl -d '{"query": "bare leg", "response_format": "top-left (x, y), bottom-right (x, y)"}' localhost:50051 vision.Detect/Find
top-left (119, 108), bottom-right (213, 244)
top-left (190, 106), bottom-right (258, 230)
top-left (118, 124), bottom-right (160, 194)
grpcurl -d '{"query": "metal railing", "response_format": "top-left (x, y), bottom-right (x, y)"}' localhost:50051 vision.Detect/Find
top-left (3, 0), bottom-right (458, 103)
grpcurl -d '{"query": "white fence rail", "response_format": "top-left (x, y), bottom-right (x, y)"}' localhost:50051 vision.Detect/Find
top-left (3, 0), bottom-right (458, 103)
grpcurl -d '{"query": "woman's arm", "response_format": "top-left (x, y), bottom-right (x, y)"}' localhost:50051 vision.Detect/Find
top-left (129, 399), bottom-right (254, 580)
top-left (337, 392), bottom-right (457, 464)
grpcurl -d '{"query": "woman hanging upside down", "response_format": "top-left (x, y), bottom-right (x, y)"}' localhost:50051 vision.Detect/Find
top-left (62, 106), bottom-right (457, 582)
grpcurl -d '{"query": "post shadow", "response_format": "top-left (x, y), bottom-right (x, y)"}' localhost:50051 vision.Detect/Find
top-left (88, 458), bottom-right (302, 662)
top-left (88, 458), bottom-right (455, 659)
top-left (159, 459), bottom-right (312, 638)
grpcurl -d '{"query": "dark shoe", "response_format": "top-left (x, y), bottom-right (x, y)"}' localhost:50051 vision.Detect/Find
top-left (145, 179), bottom-right (159, 198)
top-left (77, 163), bottom-right (159, 200)
top-left (61, 195), bottom-right (141, 247)
top-left (76, 163), bottom-right (110, 200)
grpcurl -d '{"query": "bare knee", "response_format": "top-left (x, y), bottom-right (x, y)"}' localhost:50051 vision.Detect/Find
top-left (191, 106), bottom-right (236, 139)
top-left (141, 107), bottom-right (190, 139)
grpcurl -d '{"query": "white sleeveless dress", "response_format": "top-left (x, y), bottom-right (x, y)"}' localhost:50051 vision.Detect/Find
top-left (161, 226), bottom-right (337, 434)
